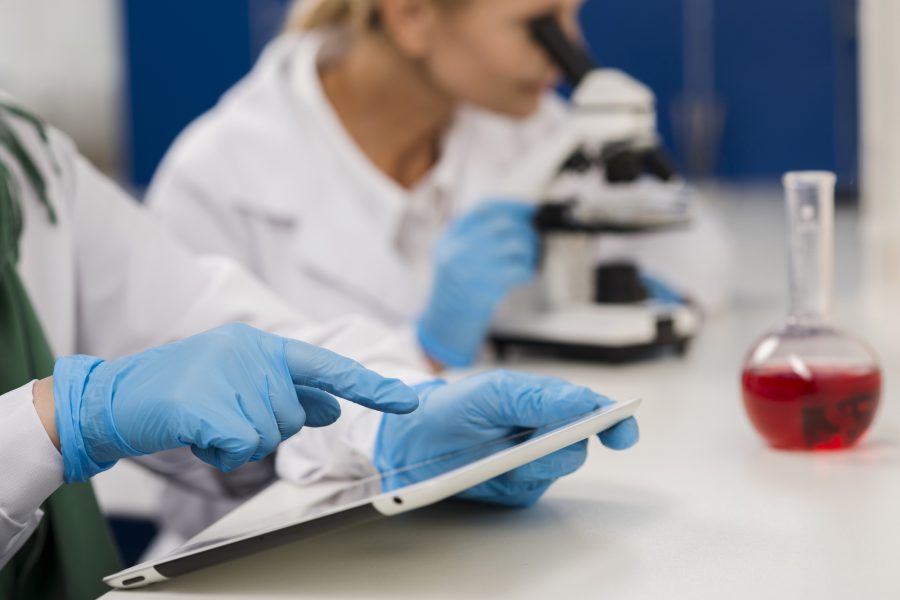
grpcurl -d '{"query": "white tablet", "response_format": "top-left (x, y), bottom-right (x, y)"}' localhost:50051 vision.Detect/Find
top-left (105, 398), bottom-right (641, 590)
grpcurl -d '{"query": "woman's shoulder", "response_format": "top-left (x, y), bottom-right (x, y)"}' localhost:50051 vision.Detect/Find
top-left (150, 37), bottom-right (322, 207)
top-left (164, 42), bottom-right (302, 168)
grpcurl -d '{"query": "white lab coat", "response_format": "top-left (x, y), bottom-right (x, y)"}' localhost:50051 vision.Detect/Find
top-left (148, 31), bottom-right (734, 328)
top-left (0, 98), bottom-right (432, 569)
top-left (147, 31), bottom-right (572, 328)
top-left (145, 29), bottom-right (733, 549)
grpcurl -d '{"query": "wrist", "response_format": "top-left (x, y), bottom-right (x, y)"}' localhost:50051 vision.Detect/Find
top-left (32, 377), bottom-right (60, 451)
top-left (416, 312), bottom-right (490, 368)
top-left (53, 355), bottom-right (119, 482)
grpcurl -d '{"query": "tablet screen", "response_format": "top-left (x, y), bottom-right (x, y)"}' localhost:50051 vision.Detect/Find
top-left (110, 399), bottom-right (637, 587)
top-left (170, 402), bottom-right (627, 558)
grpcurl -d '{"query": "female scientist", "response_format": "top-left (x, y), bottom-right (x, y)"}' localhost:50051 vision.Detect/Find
top-left (0, 99), bottom-right (638, 599)
top-left (148, 0), bottom-right (733, 370)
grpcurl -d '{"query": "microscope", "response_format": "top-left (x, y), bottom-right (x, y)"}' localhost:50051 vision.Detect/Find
top-left (490, 15), bottom-right (702, 363)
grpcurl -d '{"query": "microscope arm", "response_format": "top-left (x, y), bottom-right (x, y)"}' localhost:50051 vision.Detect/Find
top-left (496, 70), bottom-right (660, 201)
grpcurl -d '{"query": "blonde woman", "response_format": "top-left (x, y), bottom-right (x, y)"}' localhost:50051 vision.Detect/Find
top-left (148, 0), bottom-right (732, 370)
top-left (144, 0), bottom-right (727, 553)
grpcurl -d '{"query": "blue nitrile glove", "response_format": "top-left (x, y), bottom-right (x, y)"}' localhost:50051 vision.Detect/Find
top-left (417, 200), bottom-right (539, 368)
top-left (53, 323), bottom-right (419, 483)
top-left (641, 273), bottom-right (684, 305)
top-left (374, 370), bottom-right (639, 508)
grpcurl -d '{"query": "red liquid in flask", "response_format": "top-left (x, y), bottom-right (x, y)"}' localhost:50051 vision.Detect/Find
top-left (741, 365), bottom-right (881, 450)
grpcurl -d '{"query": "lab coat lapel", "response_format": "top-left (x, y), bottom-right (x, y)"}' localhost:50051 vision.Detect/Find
top-left (289, 187), bottom-right (422, 324)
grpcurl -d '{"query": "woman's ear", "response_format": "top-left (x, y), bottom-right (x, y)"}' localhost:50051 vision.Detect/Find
top-left (376, 0), bottom-right (440, 57)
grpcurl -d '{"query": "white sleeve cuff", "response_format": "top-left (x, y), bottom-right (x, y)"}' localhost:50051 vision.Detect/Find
top-left (0, 381), bottom-right (64, 564)
top-left (274, 323), bottom-right (436, 485)
top-left (275, 402), bottom-right (382, 485)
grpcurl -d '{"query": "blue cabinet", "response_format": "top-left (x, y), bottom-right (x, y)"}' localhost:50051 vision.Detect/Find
top-left (122, 0), bottom-right (858, 187)
top-left (582, 0), bottom-right (858, 184)
top-left (122, 0), bottom-right (285, 187)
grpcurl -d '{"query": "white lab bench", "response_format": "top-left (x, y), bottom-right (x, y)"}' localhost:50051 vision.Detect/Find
top-left (100, 192), bottom-right (900, 599)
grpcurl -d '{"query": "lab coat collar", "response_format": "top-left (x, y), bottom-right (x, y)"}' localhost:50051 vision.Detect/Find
top-left (226, 32), bottom-right (469, 228)
top-left (217, 32), bottom-right (469, 321)
top-left (277, 32), bottom-right (469, 320)
top-left (282, 32), bottom-right (436, 322)
top-left (284, 31), bottom-right (468, 239)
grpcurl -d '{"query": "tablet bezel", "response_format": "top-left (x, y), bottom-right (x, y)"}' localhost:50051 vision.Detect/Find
top-left (104, 398), bottom-right (640, 589)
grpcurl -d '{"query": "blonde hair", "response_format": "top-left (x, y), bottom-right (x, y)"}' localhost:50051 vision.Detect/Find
top-left (285, 0), bottom-right (378, 32)
top-left (285, 0), bottom-right (460, 33)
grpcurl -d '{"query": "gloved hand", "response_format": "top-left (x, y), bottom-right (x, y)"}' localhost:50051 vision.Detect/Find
top-left (53, 323), bottom-right (419, 483)
top-left (417, 200), bottom-right (538, 368)
top-left (374, 370), bottom-right (639, 508)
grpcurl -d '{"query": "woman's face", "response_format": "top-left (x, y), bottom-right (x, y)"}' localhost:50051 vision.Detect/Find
top-left (385, 0), bottom-right (585, 118)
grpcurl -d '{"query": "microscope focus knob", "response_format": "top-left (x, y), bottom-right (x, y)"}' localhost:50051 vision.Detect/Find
top-left (594, 262), bottom-right (649, 304)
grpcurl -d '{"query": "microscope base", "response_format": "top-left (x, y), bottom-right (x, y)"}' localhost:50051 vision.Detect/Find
top-left (490, 303), bottom-right (699, 364)
top-left (491, 332), bottom-right (691, 364)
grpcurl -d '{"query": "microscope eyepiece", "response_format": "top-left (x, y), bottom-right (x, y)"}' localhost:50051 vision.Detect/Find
top-left (528, 14), bottom-right (597, 87)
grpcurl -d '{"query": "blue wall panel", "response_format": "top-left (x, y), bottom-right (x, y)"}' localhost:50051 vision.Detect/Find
top-left (122, 0), bottom-right (254, 186)
top-left (714, 1), bottom-right (841, 178)
top-left (580, 0), bottom-right (858, 183)
top-left (123, 0), bottom-right (858, 186)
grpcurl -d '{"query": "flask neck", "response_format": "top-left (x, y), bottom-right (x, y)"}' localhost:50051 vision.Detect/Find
top-left (783, 172), bottom-right (835, 326)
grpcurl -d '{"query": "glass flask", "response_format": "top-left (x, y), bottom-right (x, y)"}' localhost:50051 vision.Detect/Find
top-left (741, 172), bottom-right (881, 450)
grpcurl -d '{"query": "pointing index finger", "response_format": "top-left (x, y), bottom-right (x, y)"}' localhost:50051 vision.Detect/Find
top-left (283, 339), bottom-right (419, 414)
